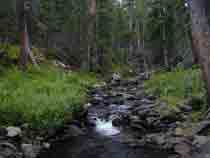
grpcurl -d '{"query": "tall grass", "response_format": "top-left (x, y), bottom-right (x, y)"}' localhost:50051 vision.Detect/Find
top-left (0, 65), bottom-right (98, 130)
top-left (144, 67), bottom-right (206, 108)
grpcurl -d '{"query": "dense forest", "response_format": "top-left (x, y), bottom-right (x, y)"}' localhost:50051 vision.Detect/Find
top-left (0, 0), bottom-right (210, 158)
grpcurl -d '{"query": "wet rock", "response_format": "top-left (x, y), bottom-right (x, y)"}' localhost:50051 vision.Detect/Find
top-left (107, 97), bottom-right (124, 105)
top-left (127, 78), bottom-right (138, 85)
top-left (130, 122), bottom-right (146, 132)
top-left (65, 125), bottom-right (85, 137)
top-left (84, 103), bottom-right (92, 110)
top-left (134, 104), bottom-right (156, 112)
top-left (174, 142), bottom-right (192, 158)
top-left (175, 128), bottom-right (185, 136)
top-left (193, 135), bottom-right (210, 148)
top-left (137, 73), bottom-right (149, 80)
top-left (21, 144), bottom-right (41, 158)
top-left (129, 115), bottom-right (141, 122)
top-left (93, 82), bottom-right (106, 88)
top-left (135, 90), bottom-right (145, 99)
top-left (192, 121), bottom-right (210, 135)
top-left (192, 140), bottom-right (210, 158)
top-left (179, 104), bottom-right (193, 112)
top-left (145, 95), bottom-right (156, 101)
top-left (91, 96), bottom-right (104, 105)
top-left (146, 117), bottom-right (159, 127)
top-left (43, 142), bottom-right (51, 149)
top-left (144, 134), bottom-right (167, 146)
top-left (0, 142), bottom-right (19, 158)
top-left (136, 109), bottom-right (151, 117)
top-left (156, 103), bottom-right (182, 123)
top-left (112, 116), bottom-right (123, 127)
top-left (112, 73), bottom-right (121, 82)
top-left (139, 99), bottom-right (155, 105)
top-left (6, 127), bottom-right (22, 138)
top-left (122, 93), bottom-right (136, 101)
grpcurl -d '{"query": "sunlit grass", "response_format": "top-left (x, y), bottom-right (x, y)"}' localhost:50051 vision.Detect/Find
top-left (0, 65), bottom-right (98, 130)
top-left (144, 67), bottom-right (206, 108)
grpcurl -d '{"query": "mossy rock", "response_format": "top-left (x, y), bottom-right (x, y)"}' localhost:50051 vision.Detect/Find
top-left (155, 101), bottom-right (181, 120)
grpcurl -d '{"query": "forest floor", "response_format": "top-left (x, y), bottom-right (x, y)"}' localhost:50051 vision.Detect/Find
top-left (0, 65), bottom-right (209, 158)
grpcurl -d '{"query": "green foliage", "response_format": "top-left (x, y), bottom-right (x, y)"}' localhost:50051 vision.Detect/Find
top-left (144, 67), bottom-right (206, 107)
top-left (0, 44), bottom-right (19, 60)
top-left (0, 65), bottom-right (98, 130)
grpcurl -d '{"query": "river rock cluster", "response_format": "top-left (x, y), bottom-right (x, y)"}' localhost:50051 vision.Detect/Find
top-left (0, 126), bottom-right (50, 158)
top-left (87, 73), bottom-right (210, 158)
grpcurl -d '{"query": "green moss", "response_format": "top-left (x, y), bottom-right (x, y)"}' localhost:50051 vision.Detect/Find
top-left (190, 111), bottom-right (203, 122)
top-left (0, 65), bottom-right (98, 130)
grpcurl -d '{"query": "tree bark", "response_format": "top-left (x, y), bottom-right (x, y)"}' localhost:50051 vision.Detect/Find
top-left (86, 0), bottom-right (96, 71)
top-left (19, 19), bottom-right (29, 70)
top-left (190, 0), bottom-right (210, 104)
top-left (188, 29), bottom-right (199, 64)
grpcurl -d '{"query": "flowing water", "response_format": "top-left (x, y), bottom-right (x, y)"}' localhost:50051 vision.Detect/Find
top-left (95, 118), bottom-right (120, 136)
top-left (38, 115), bottom-right (169, 158)
top-left (38, 83), bottom-right (169, 158)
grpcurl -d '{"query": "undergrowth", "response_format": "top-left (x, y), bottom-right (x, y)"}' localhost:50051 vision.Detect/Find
top-left (0, 65), bottom-right (98, 130)
top-left (144, 67), bottom-right (207, 110)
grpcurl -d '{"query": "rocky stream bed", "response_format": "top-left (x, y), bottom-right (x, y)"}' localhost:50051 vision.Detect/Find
top-left (1, 74), bottom-right (210, 158)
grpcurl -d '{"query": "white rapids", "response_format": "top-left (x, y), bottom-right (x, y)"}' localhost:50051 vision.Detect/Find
top-left (95, 118), bottom-right (120, 136)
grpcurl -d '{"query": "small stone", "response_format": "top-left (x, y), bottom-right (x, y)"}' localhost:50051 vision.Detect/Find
top-left (112, 73), bottom-right (121, 82)
top-left (175, 127), bottom-right (185, 136)
top-left (43, 142), bottom-right (51, 149)
top-left (66, 125), bottom-right (85, 137)
top-left (21, 144), bottom-right (40, 158)
top-left (192, 121), bottom-right (210, 135)
top-left (180, 104), bottom-right (192, 112)
top-left (84, 103), bottom-right (92, 109)
top-left (6, 127), bottom-right (22, 138)
top-left (193, 135), bottom-right (210, 147)
top-left (174, 142), bottom-right (191, 158)
top-left (130, 123), bottom-right (146, 132)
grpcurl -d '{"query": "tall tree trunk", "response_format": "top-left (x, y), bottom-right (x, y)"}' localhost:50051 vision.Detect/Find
top-left (19, 18), bottom-right (29, 70)
top-left (128, 1), bottom-right (134, 60)
top-left (86, 0), bottom-right (96, 71)
top-left (190, 0), bottom-right (210, 104)
top-left (188, 29), bottom-right (199, 64)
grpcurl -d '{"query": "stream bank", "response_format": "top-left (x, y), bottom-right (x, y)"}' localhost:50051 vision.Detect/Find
top-left (37, 73), bottom-right (209, 158)
top-left (1, 73), bottom-right (210, 158)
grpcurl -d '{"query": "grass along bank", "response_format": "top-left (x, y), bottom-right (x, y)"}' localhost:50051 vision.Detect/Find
top-left (144, 67), bottom-right (207, 114)
top-left (0, 65), bottom-right (98, 130)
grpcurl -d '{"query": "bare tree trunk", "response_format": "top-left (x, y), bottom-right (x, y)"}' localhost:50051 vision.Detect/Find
top-left (188, 29), bottom-right (199, 64)
top-left (162, 12), bottom-right (169, 68)
top-left (163, 48), bottom-right (169, 68)
top-left (190, 0), bottom-right (210, 104)
top-left (128, 2), bottom-right (134, 60)
top-left (19, 18), bottom-right (29, 70)
top-left (86, 0), bottom-right (96, 71)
